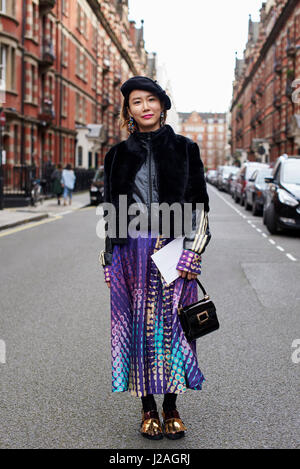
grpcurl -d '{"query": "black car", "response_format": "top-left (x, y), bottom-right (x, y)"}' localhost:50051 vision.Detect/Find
top-left (90, 166), bottom-right (104, 205)
top-left (263, 155), bottom-right (300, 234)
top-left (244, 166), bottom-right (272, 215)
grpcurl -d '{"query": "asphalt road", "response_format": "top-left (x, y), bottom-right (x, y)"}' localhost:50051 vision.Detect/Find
top-left (0, 186), bottom-right (299, 449)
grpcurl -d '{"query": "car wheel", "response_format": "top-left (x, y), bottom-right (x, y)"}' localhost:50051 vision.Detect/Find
top-left (245, 196), bottom-right (251, 211)
top-left (252, 199), bottom-right (260, 216)
top-left (265, 203), bottom-right (278, 234)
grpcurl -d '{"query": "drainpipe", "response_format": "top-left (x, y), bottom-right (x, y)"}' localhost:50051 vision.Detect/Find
top-left (59, 3), bottom-right (63, 163)
top-left (20, 0), bottom-right (26, 167)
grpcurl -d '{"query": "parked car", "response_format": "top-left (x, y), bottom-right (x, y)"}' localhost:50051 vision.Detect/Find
top-left (227, 169), bottom-right (240, 196)
top-left (207, 169), bottom-right (218, 186)
top-left (263, 155), bottom-right (300, 234)
top-left (215, 165), bottom-right (225, 189)
top-left (244, 166), bottom-right (272, 215)
top-left (90, 166), bottom-right (104, 205)
top-left (217, 165), bottom-right (239, 192)
top-left (234, 162), bottom-right (269, 206)
top-left (206, 169), bottom-right (217, 184)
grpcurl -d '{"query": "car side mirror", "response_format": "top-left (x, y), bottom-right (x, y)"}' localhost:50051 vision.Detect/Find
top-left (264, 177), bottom-right (274, 183)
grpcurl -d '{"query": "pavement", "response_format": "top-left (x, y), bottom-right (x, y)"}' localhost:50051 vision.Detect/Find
top-left (0, 191), bottom-right (91, 231)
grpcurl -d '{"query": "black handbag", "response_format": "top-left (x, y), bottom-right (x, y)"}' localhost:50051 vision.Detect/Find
top-left (177, 277), bottom-right (219, 342)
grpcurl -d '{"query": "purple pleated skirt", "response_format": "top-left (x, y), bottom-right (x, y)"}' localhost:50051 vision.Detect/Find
top-left (110, 230), bottom-right (205, 397)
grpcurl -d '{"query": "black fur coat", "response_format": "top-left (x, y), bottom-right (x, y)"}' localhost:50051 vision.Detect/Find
top-left (103, 124), bottom-right (209, 246)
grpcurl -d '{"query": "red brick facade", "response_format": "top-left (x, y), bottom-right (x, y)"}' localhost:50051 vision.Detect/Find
top-left (0, 0), bottom-right (150, 187)
top-left (231, 0), bottom-right (300, 163)
top-left (178, 111), bottom-right (227, 170)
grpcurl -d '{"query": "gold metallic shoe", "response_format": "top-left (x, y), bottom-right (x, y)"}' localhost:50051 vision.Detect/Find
top-left (140, 409), bottom-right (163, 440)
top-left (162, 409), bottom-right (187, 440)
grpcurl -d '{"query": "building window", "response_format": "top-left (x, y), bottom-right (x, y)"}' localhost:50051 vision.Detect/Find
top-left (14, 124), bottom-right (18, 164)
top-left (62, 32), bottom-right (68, 66)
top-left (62, 0), bottom-right (68, 16)
top-left (0, 0), bottom-right (16, 17)
top-left (83, 12), bottom-right (87, 36)
top-left (92, 102), bottom-right (97, 123)
top-left (0, 0), bottom-right (6, 13)
top-left (92, 62), bottom-right (96, 89)
top-left (0, 43), bottom-right (7, 92)
top-left (62, 136), bottom-right (66, 160)
top-left (31, 64), bottom-right (35, 102)
top-left (62, 84), bottom-right (67, 117)
top-left (83, 54), bottom-right (87, 81)
top-left (77, 2), bottom-right (81, 31)
top-left (77, 145), bottom-right (83, 166)
top-left (48, 133), bottom-right (52, 158)
top-left (0, 43), bottom-right (16, 91)
top-left (76, 46), bottom-right (80, 76)
top-left (49, 74), bottom-right (53, 100)
top-left (75, 93), bottom-right (80, 121)
top-left (82, 96), bottom-right (86, 123)
top-left (32, 2), bottom-right (38, 37)
top-left (93, 26), bottom-right (97, 51)
top-left (69, 137), bottom-right (73, 163)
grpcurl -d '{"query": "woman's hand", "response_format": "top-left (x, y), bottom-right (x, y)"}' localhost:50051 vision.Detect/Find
top-left (177, 269), bottom-right (198, 280)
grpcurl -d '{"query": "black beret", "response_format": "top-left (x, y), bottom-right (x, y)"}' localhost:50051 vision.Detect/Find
top-left (120, 76), bottom-right (171, 110)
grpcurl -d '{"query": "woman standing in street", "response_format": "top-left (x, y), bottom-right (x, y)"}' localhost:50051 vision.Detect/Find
top-left (51, 163), bottom-right (63, 205)
top-left (61, 163), bottom-right (76, 206)
top-left (99, 76), bottom-right (211, 440)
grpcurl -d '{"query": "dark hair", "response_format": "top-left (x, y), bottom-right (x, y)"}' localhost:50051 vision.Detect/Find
top-left (57, 163), bottom-right (63, 169)
top-left (66, 163), bottom-right (72, 170)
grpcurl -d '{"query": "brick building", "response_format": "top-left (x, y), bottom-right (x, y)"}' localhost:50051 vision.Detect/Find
top-left (230, 0), bottom-right (300, 164)
top-left (178, 111), bottom-right (227, 170)
top-left (0, 0), bottom-right (152, 195)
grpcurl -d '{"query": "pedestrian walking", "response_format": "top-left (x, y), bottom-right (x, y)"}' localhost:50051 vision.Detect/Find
top-left (99, 76), bottom-right (211, 440)
top-left (61, 163), bottom-right (76, 206)
top-left (51, 163), bottom-right (63, 205)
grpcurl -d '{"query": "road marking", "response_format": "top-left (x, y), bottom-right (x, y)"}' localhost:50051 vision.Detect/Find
top-left (286, 253), bottom-right (297, 261)
top-left (80, 205), bottom-right (95, 211)
top-left (59, 210), bottom-right (72, 216)
top-left (0, 216), bottom-right (62, 238)
top-left (209, 185), bottom-right (298, 262)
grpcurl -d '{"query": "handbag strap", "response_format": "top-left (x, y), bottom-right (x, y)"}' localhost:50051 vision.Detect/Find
top-left (178, 277), bottom-right (208, 308)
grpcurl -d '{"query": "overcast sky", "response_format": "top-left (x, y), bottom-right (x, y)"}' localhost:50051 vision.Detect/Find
top-left (128, 0), bottom-right (264, 113)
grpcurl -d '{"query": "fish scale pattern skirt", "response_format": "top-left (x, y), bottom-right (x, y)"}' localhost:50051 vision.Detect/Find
top-left (110, 230), bottom-right (205, 397)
